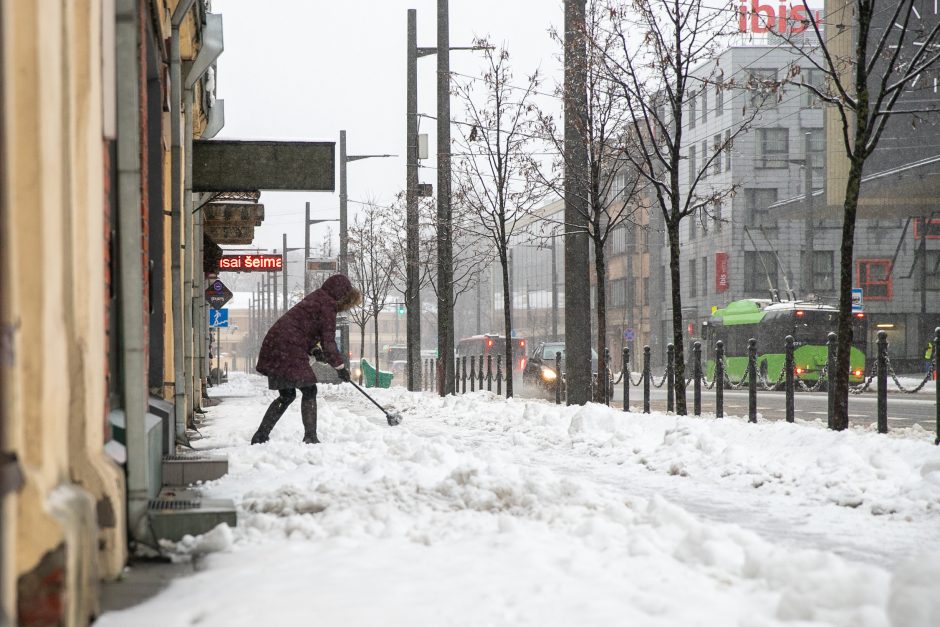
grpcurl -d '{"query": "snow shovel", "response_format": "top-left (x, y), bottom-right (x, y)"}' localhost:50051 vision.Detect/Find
top-left (348, 380), bottom-right (403, 426)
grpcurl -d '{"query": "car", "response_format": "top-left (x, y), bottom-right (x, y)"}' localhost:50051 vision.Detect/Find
top-left (523, 342), bottom-right (613, 398)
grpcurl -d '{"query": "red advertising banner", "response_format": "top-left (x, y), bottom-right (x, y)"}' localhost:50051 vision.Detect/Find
top-left (219, 254), bottom-right (283, 271)
top-left (715, 252), bottom-right (729, 293)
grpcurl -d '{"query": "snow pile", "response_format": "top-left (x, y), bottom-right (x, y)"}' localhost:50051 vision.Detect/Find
top-left (95, 373), bottom-right (940, 627)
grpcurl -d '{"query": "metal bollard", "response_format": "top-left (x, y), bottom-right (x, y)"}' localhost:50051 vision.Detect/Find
top-left (877, 330), bottom-right (888, 434)
top-left (693, 341), bottom-right (702, 416)
top-left (469, 356), bottom-right (476, 392)
top-left (496, 354), bottom-right (503, 396)
top-left (555, 351), bottom-right (562, 405)
top-left (478, 354), bottom-right (484, 390)
top-left (643, 345), bottom-right (651, 414)
top-left (666, 343), bottom-right (675, 413)
top-left (785, 335), bottom-right (795, 423)
top-left (934, 327), bottom-right (939, 446)
top-left (826, 332), bottom-right (837, 429)
top-left (487, 354), bottom-right (493, 392)
top-left (604, 347), bottom-right (611, 406)
top-left (715, 340), bottom-right (724, 418)
top-left (461, 356), bottom-right (467, 393)
top-left (623, 347), bottom-right (630, 412)
top-left (748, 338), bottom-right (757, 423)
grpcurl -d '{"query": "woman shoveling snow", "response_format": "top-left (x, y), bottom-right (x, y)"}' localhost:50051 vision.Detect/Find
top-left (251, 274), bottom-right (362, 445)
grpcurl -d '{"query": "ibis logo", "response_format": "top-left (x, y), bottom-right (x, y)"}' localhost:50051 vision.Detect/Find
top-left (738, 0), bottom-right (823, 34)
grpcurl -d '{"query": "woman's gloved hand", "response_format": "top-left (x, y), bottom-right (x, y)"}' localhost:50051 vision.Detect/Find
top-left (309, 346), bottom-right (325, 362)
top-left (337, 367), bottom-right (352, 383)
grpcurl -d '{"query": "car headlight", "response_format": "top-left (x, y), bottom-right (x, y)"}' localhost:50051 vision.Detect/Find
top-left (352, 367), bottom-right (362, 379)
top-left (540, 367), bottom-right (557, 382)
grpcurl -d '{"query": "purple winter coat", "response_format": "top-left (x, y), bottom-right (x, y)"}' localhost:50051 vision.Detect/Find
top-left (255, 274), bottom-right (352, 385)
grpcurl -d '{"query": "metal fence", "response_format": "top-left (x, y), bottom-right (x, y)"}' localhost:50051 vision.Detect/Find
top-left (422, 327), bottom-right (940, 445)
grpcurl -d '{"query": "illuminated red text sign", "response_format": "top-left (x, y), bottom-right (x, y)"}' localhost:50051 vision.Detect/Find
top-left (738, 0), bottom-right (822, 34)
top-left (219, 254), bottom-right (283, 272)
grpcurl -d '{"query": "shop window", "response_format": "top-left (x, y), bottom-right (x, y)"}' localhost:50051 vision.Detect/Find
top-left (857, 259), bottom-right (892, 300)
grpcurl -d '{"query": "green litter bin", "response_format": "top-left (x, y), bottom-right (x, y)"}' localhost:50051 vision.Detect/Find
top-left (360, 358), bottom-right (394, 388)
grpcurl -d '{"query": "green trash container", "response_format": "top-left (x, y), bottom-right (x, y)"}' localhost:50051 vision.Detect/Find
top-left (360, 358), bottom-right (394, 388)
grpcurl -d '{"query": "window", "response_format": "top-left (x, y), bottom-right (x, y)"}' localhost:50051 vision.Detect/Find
top-left (926, 251), bottom-right (940, 290)
top-left (701, 140), bottom-right (708, 177)
top-left (688, 209), bottom-right (697, 239)
top-left (611, 226), bottom-right (627, 254)
top-left (811, 250), bottom-right (834, 291)
top-left (748, 68), bottom-right (778, 108)
top-left (801, 68), bottom-right (825, 108)
top-left (702, 256), bottom-right (708, 296)
top-left (744, 188), bottom-right (778, 226)
top-left (689, 144), bottom-right (697, 180)
top-left (689, 259), bottom-right (698, 296)
top-left (724, 130), bottom-right (732, 171)
top-left (610, 279), bottom-right (626, 307)
top-left (701, 89), bottom-right (708, 123)
top-left (857, 259), bottom-right (892, 300)
top-left (914, 217), bottom-right (940, 239)
top-left (713, 200), bottom-right (722, 231)
top-left (712, 135), bottom-right (722, 175)
top-left (643, 277), bottom-right (650, 305)
top-left (715, 85), bottom-right (724, 115)
top-left (689, 91), bottom-right (697, 129)
top-left (757, 128), bottom-right (789, 168)
top-left (744, 251), bottom-right (779, 294)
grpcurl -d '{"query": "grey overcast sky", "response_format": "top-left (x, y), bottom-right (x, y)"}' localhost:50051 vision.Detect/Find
top-left (213, 0), bottom-right (564, 254)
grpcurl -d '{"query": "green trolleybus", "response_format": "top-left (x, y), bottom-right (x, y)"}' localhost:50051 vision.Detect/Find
top-left (703, 300), bottom-right (868, 387)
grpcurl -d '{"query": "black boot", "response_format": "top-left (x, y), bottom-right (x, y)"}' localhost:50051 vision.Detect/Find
top-left (300, 385), bottom-right (319, 444)
top-left (251, 389), bottom-right (296, 444)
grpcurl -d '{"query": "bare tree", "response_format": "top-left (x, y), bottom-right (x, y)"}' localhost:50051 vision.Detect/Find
top-left (453, 41), bottom-right (546, 397)
top-left (782, 0), bottom-right (940, 429)
top-left (348, 203), bottom-right (398, 370)
top-left (598, 0), bottom-right (772, 414)
top-left (534, 0), bottom-right (649, 400)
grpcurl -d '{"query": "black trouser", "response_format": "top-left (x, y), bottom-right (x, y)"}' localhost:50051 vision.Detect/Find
top-left (251, 385), bottom-right (318, 443)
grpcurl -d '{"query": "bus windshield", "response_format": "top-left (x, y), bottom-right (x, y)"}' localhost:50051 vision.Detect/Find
top-left (791, 310), bottom-right (868, 352)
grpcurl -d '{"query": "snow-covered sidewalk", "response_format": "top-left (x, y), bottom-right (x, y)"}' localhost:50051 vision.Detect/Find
top-left (96, 372), bottom-right (940, 627)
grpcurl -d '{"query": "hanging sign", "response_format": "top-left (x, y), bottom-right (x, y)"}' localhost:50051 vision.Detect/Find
top-left (219, 254), bottom-right (283, 272)
top-left (715, 252), bottom-right (730, 293)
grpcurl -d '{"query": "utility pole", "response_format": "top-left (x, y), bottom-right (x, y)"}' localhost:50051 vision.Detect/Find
top-left (282, 233), bottom-right (289, 311)
top-left (802, 132), bottom-right (814, 297)
top-left (437, 0), bottom-right (454, 396)
top-left (406, 10), bottom-right (419, 391)
top-left (563, 0), bottom-right (592, 405)
top-left (304, 202), bottom-right (311, 294)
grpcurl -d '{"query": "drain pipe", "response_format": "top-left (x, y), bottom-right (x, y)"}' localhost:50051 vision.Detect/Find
top-left (185, 14), bottom-right (223, 411)
top-left (183, 88), bottom-right (195, 423)
top-left (171, 0), bottom-right (196, 442)
top-left (116, 0), bottom-right (149, 536)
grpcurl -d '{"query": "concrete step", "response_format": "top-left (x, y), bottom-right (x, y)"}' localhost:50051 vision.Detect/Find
top-left (147, 488), bottom-right (236, 542)
top-left (161, 455), bottom-right (228, 487)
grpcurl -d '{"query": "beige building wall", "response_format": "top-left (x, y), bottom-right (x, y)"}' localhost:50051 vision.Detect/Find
top-left (1, 1), bottom-right (126, 625)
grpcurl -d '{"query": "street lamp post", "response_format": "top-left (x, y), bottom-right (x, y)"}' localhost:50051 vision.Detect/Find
top-left (302, 203), bottom-right (339, 295)
top-left (338, 129), bottom-right (394, 369)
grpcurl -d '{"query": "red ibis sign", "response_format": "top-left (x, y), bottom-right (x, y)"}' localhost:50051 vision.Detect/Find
top-left (738, 0), bottom-right (822, 34)
top-left (715, 252), bottom-right (730, 293)
top-left (219, 254), bottom-right (283, 272)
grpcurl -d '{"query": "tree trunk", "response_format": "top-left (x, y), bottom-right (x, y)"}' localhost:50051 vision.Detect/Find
top-left (594, 243), bottom-right (608, 402)
top-left (832, 156), bottom-right (864, 430)
top-left (667, 221), bottom-right (687, 415)
top-left (501, 249), bottom-right (514, 397)
top-left (359, 323), bottom-right (366, 360)
top-left (374, 313), bottom-right (381, 375)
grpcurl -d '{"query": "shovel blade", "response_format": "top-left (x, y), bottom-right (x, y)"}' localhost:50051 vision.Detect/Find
top-left (386, 412), bottom-right (402, 427)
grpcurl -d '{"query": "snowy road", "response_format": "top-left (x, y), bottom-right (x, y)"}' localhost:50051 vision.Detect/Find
top-left (96, 372), bottom-right (940, 627)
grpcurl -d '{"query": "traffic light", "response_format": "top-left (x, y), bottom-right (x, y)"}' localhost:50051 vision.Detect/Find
top-left (397, 304), bottom-right (405, 315)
